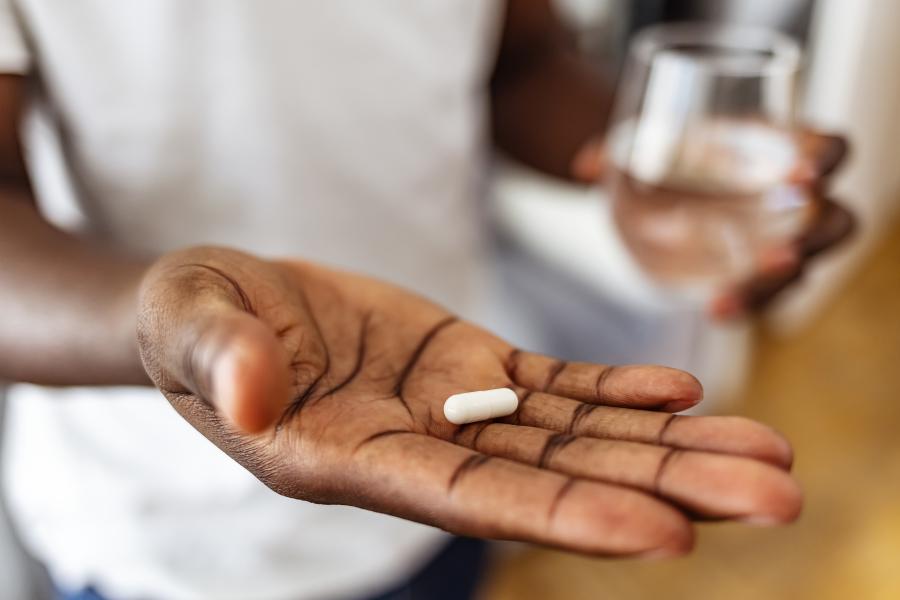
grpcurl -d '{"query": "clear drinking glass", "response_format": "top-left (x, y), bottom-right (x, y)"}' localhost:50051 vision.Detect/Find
top-left (607, 23), bottom-right (809, 296)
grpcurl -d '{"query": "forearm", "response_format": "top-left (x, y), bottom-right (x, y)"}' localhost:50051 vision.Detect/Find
top-left (0, 180), bottom-right (150, 385)
top-left (490, 1), bottom-right (614, 180)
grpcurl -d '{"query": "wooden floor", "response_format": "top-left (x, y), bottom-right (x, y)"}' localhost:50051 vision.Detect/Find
top-left (483, 220), bottom-right (900, 600)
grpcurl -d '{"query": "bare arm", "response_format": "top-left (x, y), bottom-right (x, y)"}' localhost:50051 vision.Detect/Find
top-left (490, 0), bottom-right (613, 180)
top-left (0, 74), bottom-right (148, 385)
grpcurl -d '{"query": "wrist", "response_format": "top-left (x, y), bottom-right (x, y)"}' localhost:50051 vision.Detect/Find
top-left (100, 258), bottom-right (154, 386)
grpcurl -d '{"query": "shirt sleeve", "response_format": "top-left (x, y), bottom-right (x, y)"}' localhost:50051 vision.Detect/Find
top-left (0, 0), bottom-right (30, 73)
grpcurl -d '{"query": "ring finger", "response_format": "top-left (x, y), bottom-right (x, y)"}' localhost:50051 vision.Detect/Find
top-left (454, 422), bottom-right (801, 523)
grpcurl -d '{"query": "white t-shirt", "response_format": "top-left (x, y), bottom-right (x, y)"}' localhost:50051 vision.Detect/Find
top-left (0, 2), bottom-right (503, 599)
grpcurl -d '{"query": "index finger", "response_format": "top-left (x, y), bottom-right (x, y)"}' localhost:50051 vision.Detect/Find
top-left (504, 350), bottom-right (703, 412)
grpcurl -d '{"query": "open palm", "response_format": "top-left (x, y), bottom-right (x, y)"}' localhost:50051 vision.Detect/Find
top-left (138, 247), bottom-right (800, 557)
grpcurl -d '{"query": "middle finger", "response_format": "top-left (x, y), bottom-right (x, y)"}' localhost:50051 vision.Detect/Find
top-left (499, 390), bottom-right (793, 468)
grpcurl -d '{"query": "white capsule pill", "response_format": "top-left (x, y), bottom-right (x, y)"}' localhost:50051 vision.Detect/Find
top-left (443, 388), bottom-right (519, 425)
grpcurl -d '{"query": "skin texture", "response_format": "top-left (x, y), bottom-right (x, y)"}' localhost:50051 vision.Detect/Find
top-left (0, 2), bottom-right (851, 557)
top-left (136, 247), bottom-right (801, 556)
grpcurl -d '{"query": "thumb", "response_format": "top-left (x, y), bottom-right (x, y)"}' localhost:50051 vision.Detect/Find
top-left (138, 263), bottom-right (291, 434)
top-left (571, 136), bottom-right (608, 183)
top-left (181, 307), bottom-right (290, 433)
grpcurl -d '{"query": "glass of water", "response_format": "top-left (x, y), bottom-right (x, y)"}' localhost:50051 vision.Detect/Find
top-left (607, 22), bottom-right (809, 296)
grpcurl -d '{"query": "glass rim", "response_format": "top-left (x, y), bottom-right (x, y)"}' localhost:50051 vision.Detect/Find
top-left (631, 21), bottom-right (801, 77)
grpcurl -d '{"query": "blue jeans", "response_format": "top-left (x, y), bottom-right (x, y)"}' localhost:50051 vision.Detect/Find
top-left (56, 537), bottom-right (488, 600)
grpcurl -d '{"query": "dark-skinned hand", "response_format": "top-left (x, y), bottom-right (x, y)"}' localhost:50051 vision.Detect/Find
top-left (572, 128), bottom-right (856, 318)
top-left (137, 246), bottom-right (801, 558)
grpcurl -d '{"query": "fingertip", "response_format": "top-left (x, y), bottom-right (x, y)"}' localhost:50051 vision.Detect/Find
top-left (708, 293), bottom-right (745, 322)
top-left (795, 129), bottom-right (850, 178)
top-left (212, 321), bottom-right (290, 434)
top-left (740, 472), bottom-right (804, 526)
top-left (658, 369), bottom-right (704, 412)
top-left (772, 471), bottom-right (804, 523)
top-left (759, 425), bottom-right (795, 470)
top-left (636, 523), bottom-right (695, 559)
top-left (638, 504), bottom-right (696, 559)
top-left (571, 138), bottom-right (607, 183)
top-left (678, 416), bottom-right (795, 470)
top-left (611, 366), bottom-right (704, 411)
top-left (817, 134), bottom-right (850, 177)
top-left (801, 198), bottom-right (857, 258)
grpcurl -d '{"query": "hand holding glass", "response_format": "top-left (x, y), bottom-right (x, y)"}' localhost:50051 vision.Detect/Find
top-left (608, 23), bottom-right (808, 296)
